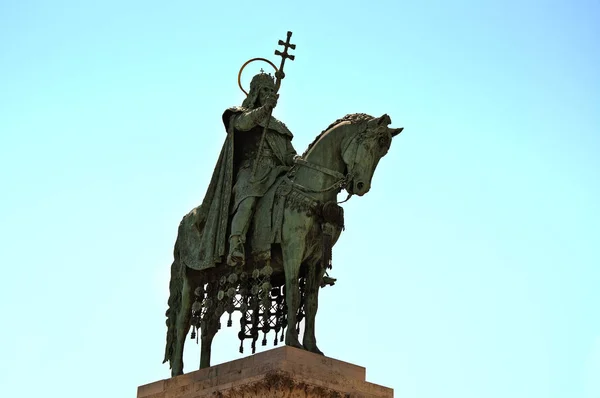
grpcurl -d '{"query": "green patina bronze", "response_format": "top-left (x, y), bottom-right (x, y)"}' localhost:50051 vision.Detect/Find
top-left (163, 31), bottom-right (403, 376)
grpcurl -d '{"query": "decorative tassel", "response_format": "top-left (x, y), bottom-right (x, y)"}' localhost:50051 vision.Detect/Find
top-left (190, 326), bottom-right (196, 340)
top-left (227, 313), bottom-right (232, 327)
top-left (297, 312), bottom-right (304, 335)
top-left (238, 330), bottom-right (245, 353)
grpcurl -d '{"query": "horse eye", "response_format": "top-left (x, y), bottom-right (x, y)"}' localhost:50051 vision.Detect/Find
top-left (378, 137), bottom-right (388, 147)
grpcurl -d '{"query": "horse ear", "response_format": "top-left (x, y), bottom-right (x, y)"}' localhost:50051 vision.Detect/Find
top-left (367, 114), bottom-right (391, 129)
top-left (390, 127), bottom-right (403, 137)
top-left (378, 114), bottom-right (392, 126)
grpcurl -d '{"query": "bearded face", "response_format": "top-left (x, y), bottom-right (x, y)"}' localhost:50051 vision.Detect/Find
top-left (256, 84), bottom-right (275, 107)
top-left (242, 73), bottom-right (276, 109)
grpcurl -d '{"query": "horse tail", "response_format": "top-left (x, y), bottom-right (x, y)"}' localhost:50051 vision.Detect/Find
top-left (163, 231), bottom-right (184, 366)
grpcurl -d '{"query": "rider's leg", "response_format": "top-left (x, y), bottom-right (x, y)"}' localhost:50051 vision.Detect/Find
top-left (227, 196), bottom-right (257, 266)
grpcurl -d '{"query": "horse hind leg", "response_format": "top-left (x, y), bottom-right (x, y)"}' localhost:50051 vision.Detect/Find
top-left (172, 272), bottom-right (194, 376)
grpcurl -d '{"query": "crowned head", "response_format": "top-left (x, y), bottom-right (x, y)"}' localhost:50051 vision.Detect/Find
top-left (242, 72), bottom-right (276, 109)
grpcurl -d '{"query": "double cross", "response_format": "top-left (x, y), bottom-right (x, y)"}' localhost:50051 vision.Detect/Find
top-left (274, 31), bottom-right (295, 91)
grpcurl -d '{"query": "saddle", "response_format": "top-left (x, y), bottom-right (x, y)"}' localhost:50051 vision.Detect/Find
top-left (248, 176), bottom-right (345, 268)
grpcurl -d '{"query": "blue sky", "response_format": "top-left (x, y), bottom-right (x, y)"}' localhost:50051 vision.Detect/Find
top-left (0, 1), bottom-right (598, 397)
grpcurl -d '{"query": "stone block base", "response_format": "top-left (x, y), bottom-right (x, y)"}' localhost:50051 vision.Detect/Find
top-left (138, 346), bottom-right (392, 397)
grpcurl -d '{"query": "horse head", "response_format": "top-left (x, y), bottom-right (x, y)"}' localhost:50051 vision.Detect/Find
top-left (341, 114), bottom-right (403, 196)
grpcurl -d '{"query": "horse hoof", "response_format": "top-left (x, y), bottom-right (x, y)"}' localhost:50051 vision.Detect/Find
top-left (287, 341), bottom-right (303, 349)
top-left (303, 344), bottom-right (324, 356)
top-left (285, 338), bottom-right (303, 349)
top-left (171, 369), bottom-right (184, 377)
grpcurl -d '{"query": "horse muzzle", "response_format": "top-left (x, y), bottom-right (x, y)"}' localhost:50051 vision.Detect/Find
top-left (348, 179), bottom-right (369, 196)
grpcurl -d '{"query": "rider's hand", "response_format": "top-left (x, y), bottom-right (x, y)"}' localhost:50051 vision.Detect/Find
top-left (263, 93), bottom-right (278, 111)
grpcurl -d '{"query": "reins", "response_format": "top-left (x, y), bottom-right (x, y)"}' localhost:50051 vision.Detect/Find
top-left (287, 157), bottom-right (354, 204)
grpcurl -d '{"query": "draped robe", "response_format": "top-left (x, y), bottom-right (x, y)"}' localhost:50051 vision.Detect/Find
top-left (178, 107), bottom-right (296, 271)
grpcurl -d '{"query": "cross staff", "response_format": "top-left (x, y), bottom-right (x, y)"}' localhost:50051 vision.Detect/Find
top-left (252, 31), bottom-right (296, 178)
top-left (274, 31), bottom-right (296, 92)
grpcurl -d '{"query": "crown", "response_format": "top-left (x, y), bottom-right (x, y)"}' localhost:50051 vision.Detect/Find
top-left (249, 72), bottom-right (276, 91)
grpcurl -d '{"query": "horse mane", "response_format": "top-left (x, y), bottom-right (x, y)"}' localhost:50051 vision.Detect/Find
top-left (302, 113), bottom-right (374, 157)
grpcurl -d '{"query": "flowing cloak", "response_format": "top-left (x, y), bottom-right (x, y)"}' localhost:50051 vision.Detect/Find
top-left (178, 107), bottom-right (295, 271)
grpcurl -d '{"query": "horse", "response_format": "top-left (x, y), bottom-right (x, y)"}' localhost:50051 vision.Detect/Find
top-left (163, 113), bottom-right (402, 376)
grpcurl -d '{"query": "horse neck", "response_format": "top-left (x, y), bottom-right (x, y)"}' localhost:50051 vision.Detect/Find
top-left (294, 124), bottom-right (353, 203)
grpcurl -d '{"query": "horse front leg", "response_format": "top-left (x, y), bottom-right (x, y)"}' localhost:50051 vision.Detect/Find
top-left (172, 273), bottom-right (193, 376)
top-left (302, 261), bottom-right (326, 355)
top-left (282, 234), bottom-right (305, 349)
top-left (200, 313), bottom-right (221, 369)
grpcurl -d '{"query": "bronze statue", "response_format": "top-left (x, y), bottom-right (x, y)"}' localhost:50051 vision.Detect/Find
top-left (163, 32), bottom-right (403, 376)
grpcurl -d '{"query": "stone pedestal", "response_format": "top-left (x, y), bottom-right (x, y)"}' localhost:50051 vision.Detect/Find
top-left (138, 346), bottom-right (393, 398)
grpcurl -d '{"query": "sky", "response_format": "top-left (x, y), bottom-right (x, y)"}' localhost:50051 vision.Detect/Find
top-left (0, 0), bottom-right (599, 397)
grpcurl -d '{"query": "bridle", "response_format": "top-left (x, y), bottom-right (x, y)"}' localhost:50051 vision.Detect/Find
top-left (287, 127), bottom-right (366, 204)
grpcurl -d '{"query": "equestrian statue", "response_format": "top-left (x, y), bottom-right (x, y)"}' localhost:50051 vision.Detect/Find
top-left (163, 31), bottom-right (404, 376)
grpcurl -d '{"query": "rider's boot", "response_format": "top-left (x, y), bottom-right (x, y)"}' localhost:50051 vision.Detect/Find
top-left (226, 197), bottom-right (256, 267)
top-left (227, 235), bottom-right (245, 267)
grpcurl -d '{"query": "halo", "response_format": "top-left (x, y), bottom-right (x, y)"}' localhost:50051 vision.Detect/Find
top-left (238, 57), bottom-right (278, 96)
